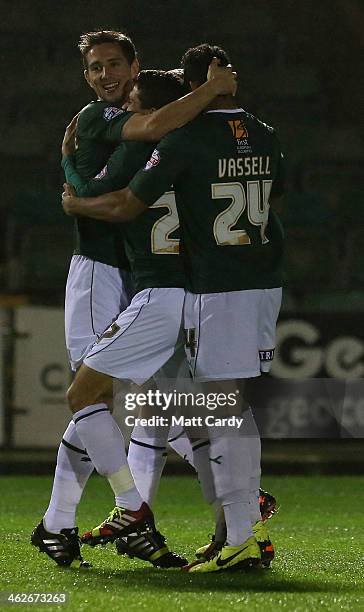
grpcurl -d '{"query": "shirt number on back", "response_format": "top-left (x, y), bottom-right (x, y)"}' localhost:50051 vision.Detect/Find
top-left (212, 180), bottom-right (272, 246)
top-left (150, 191), bottom-right (180, 254)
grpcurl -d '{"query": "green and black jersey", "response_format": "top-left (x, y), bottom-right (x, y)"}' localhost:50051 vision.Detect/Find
top-left (62, 140), bottom-right (185, 292)
top-left (63, 101), bottom-right (133, 268)
top-left (129, 108), bottom-right (285, 293)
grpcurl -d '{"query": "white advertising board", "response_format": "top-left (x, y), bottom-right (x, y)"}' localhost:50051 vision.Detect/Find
top-left (13, 306), bottom-right (71, 447)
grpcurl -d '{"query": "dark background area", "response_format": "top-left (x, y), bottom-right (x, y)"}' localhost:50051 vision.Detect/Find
top-left (1, 0), bottom-right (363, 308)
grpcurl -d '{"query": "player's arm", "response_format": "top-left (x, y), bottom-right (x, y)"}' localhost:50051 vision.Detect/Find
top-left (121, 59), bottom-right (237, 141)
top-left (62, 130), bottom-right (188, 222)
top-left (62, 184), bottom-right (147, 222)
top-left (62, 142), bottom-right (150, 198)
top-left (62, 156), bottom-right (86, 194)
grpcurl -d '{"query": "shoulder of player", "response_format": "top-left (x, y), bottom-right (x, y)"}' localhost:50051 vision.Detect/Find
top-left (157, 121), bottom-right (200, 149)
top-left (242, 109), bottom-right (277, 135)
top-left (77, 101), bottom-right (126, 127)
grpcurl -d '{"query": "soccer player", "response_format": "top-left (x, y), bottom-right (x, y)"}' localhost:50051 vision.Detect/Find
top-left (31, 31), bottom-right (237, 568)
top-left (61, 68), bottom-right (220, 560)
top-left (62, 69), bottom-right (222, 549)
top-left (62, 43), bottom-right (285, 573)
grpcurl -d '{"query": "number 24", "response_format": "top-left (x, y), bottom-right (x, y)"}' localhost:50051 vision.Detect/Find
top-left (212, 180), bottom-right (273, 246)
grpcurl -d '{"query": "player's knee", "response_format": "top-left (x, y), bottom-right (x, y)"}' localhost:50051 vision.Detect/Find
top-left (100, 395), bottom-right (114, 413)
top-left (66, 382), bottom-right (91, 414)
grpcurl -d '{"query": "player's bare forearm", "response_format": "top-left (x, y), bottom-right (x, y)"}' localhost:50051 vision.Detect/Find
top-left (62, 187), bottom-right (147, 222)
top-left (122, 60), bottom-right (237, 141)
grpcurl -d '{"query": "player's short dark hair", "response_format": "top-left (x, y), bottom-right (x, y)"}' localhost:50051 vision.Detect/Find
top-left (135, 70), bottom-right (188, 110)
top-left (181, 43), bottom-right (230, 86)
top-left (79, 30), bottom-right (137, 68)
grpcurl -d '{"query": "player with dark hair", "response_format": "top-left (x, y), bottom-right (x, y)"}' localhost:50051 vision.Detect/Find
top-left (78, 30), bottom-right (137, 68)
top-left (182, 43), bottom-right (230, 82)
top-left (130, 69), bottom-right (189, 110)
top-left (60, 68), bottom-right (227, 563)
top-left (63, 68), bottom-right (278, 564)
top-left (62, 42), bottom-right (284, 573)
top-left (31, 31), bottom-right (236, 569)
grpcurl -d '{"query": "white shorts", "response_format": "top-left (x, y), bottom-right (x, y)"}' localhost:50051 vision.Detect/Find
top-left (65, 255), bottom-right (134, 371)
top-left (184, 288), bottom-right (282, 381)
top-left (84, 288), bottom-right (185, 385)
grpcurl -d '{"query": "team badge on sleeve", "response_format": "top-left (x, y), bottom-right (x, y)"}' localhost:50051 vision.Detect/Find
top-left (144, 149), bottom-right (161, 170)
top-left (103, 106), bottom-right (124, 121)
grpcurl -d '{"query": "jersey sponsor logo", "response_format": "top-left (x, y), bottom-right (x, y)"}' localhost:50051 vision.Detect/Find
top-left (94, 165), bottom-right (108, 180)
top-left (144, 149), bottom-right (161, 170)
top-left (228, 119), bottom-right (248, 139)
top-left (227, 119), bottom-right (252, 154)
top-left (103, 106), bottom-right (124, 121)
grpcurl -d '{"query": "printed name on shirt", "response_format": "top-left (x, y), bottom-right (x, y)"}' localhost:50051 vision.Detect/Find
top-left (218, 156), bottom-right (271, 178)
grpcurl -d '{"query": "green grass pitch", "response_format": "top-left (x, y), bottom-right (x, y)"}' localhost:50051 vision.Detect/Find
top-left (1, 474), bottom-right (364, 611)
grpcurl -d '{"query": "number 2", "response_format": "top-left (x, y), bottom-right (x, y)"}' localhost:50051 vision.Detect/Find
top-left (150, 191), bottom-right (180, 254)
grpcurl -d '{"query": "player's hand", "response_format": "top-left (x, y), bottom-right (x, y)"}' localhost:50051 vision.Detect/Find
top-left (207, 58), bottom-right (237, 96)
top-left (62, 114), bottom-right (79, 157)
top-left (62, 183), bottom-right (77, 215)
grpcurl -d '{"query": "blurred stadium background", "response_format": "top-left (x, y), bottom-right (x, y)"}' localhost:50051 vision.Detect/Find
top-left (0, 0), bottom-right (363, 471)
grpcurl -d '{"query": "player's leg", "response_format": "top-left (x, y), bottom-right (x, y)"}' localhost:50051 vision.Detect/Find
top-left (32, 259), bottom-right (134, 567)
top-left (161, 347), bottom-right (196, 465)
top-left (242, 405), bottom-right (275, 567)
top-left (168, 424), bottom-right (194, 465)
top-left (41, 259), bottom-right (129, 534)
top-left (43, 420), bottom-right (94, 533)
top-left (78, 287), bottom-right (187, 566)
top-left (32, 363), bottom-right (124, 568)
top-left (127, 343), bottom-right (194, 506)
top-left (67, 365), bottom-right (145, 511)
top-left (127, 388), bottom-right (170, 506)
top-left (243, 406), bottom-right (262, 526)
top-left (183, 291), bottom-right (264, 572)
top-left (187, 382), bottom-right (261, 572)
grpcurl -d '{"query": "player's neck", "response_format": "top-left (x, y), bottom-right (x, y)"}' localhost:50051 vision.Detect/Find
top-left (206, 95), bottom-right (238, 111)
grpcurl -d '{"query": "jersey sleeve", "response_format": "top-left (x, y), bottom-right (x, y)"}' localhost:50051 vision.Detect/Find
top-left (129, 130), bottom-right (190, 206)
top-left (77, 104), bottom-right (133, 144)
top-left (104, 112), bottom-right (134, 143)
top-left (62, 143), bottom-right (152, 197)
top-left (62, 155), bottom-right (86, 194)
